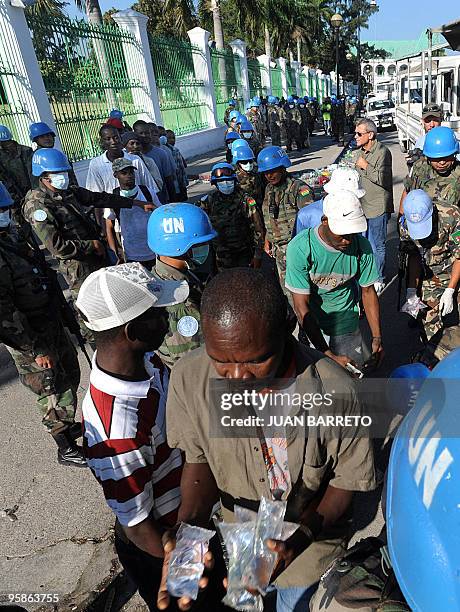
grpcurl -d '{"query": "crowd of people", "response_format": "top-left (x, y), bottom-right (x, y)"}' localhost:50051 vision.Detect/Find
top-left (0, 96), bottom-right (459, 612)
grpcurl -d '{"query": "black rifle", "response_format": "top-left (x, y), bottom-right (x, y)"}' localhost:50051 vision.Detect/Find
top-left (396, 243), bottom-right (409, 311)
top-left (20, 220), bottom-right (92, 367)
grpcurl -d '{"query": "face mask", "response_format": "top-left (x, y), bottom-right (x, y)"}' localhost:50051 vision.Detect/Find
top-left (242, 131), bottom-right (253, 139)
top-left (227, 142), bottom-right (234, 150)
top-left (0, 209), bottom-right (10, 228)
top-left (49, 173), bottom-right (69, 190)
top-left (216, 180), bottom-right (235, 195)
top-left (159, 135), bottom-right (168, 145)
top-left (240, 162), bottom-right (254, 172)
top-left (289, 104), bottom-right (295, 109)
top-left (190, 244), bottom-right (210, 266)
top-left (120, 187), bottom-right (138, 198)
top-left (299, 104), bottom-right (305, 108)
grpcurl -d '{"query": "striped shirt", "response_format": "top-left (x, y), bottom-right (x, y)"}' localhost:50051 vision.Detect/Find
top-left (82, 352), bottom-right (182, 527)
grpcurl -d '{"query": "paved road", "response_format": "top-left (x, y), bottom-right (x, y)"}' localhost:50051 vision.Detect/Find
top-left (0, 128), bottom-right (417, 611)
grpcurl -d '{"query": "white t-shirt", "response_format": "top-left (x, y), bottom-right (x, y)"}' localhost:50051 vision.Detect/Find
top-left (105, 188), bottom-right (155, 262)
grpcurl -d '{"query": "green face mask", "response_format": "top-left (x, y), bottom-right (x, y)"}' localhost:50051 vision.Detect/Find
top-left (190, 244), bottom-right (209, 266)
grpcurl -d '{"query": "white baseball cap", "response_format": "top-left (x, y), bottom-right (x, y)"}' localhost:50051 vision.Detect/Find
top-left (76, 262), bottom-right (189, 332)
top-left (323, 191), bottom-right (368, 235)
top-left (324, 167), bottom-right (366, 198)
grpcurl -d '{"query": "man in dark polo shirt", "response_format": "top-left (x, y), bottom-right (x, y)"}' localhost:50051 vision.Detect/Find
top-left (159, 268), bottom-right (377, 612)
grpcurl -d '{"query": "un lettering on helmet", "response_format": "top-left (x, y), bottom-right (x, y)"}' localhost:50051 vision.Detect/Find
top-left (163, 217), bottom-right (185, 234)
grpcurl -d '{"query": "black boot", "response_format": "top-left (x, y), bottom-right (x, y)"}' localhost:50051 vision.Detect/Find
top-left (68, 421), bottom-right (83, 440)
top-left (53, 430), bottom-right (87, 467)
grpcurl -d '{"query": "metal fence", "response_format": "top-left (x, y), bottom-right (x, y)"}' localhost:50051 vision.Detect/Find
top-left (210, 46), bottom-right (242, 124)
top-left (247, 58), bottom-right (267, 99)
top-left (27, 14), bottom-right (144, 162)
top-left (286, 65), bottom-right (297, 96)
top-left (270, 66), bottom-right (283, 99)
top-left (149, 36), bottom-right (210, 136)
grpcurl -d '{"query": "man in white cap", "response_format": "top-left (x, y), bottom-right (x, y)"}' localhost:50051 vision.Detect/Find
top-left (76, 262), bottom-right (188, 611)
top-left (286, 191), bottom-right (384, 371)
top-left (293, 167), bottom-right (366, 237)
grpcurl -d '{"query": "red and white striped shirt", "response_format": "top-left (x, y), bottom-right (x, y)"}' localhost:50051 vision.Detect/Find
top-left (82, 352), bottom-right (182, 527)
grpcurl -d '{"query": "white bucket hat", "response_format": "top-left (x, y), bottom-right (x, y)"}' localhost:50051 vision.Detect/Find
top-left (324, 167), bottom-right (366, 199)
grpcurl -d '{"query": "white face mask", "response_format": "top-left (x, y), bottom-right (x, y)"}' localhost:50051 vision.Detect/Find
top-left (49, 173), bottom-right (69, 190)
top-left (120, 187), bottom-right (138, 198)
top-left (289, 104), bottom-right (295, 109)
top-left (242, 131), bottom-right (253, 139)
top-left (217, 180), bottom-right (235, 195)
top-left (240, 162), bottom-right (254, 172)
top-left (0, 209), bottom-right (10, 228)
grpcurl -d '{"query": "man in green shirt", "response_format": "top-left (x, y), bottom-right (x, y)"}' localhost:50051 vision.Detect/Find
top-left (286, 191), bottom-right (384, 371)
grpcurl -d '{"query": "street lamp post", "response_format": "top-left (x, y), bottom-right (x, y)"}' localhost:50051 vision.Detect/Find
top-left (331, 13), bottom-right (343, 97)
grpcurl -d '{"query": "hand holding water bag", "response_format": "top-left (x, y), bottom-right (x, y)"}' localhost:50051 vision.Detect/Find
top-left (167, 523), bottom-right (215, 600)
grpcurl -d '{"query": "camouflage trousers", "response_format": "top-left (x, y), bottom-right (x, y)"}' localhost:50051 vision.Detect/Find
top-left (69, 286), bottom-right (95, 349)
top-left (274, 244), bottom-right (294, 308)
top-left (270, 125), bottom-right (281, 147)
top-left (7, 323), bottom-right (81, 434)
top-left (421, 278), bottom-right (459, 340)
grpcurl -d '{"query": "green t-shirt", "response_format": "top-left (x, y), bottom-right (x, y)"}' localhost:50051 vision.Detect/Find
top-left (285, 227), bottom-right (378, 336)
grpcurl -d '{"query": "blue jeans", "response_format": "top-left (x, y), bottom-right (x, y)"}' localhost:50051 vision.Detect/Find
top-left (275, 584), bottom-right (318, 611)
top-left (365, 213), bottom-right (388, 282)
top-left (329, 327), bottom-right (367, 365)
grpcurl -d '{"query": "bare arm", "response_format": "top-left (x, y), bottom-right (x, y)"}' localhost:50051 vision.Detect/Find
top-left (361, 284), bottom-right (384, 362)
top-left (123, 516), bottom-right (164, 558)
top-left (399, 188), bottom-right (407, 216)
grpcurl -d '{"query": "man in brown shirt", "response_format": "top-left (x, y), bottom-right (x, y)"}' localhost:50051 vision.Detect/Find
top-left (158, 268), bottom-right (377, 612)
top-left (355, 118), bottom-right (394, 293)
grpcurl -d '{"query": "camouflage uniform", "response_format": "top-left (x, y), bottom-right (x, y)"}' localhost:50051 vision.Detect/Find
top-left (235, 164), bottom-right (266, 213)
top-left (345, 101), bottom-right (357, 133)
top-left (0, 225), bottom-right (80, 434)
top-left (200, 187), bottom-right (265, 270)
top-left (0, 143), bottom-right (34, 207)
top-left (404, 158), bottom-right (460, 338)
top-left (246, 109), bottom-right (265, 141)
top-left (22, 184), bottom-right (129, 342)
top-left (262, 176), bottom-right (314, 299)
top-left (298, 105), bottom-right (310, 148)
top-left (153, 259), bottom-right (206, 367)
top-left (307, 101), bottom-right (316, 134)
top-left (224, 105), bottom-right (236, 126)
top-left (285, 106), bottom-right (302, 151)
top-left (267, 104), bottom-right (283, 146)
top-left (244, 135), bottom-right (263, 158)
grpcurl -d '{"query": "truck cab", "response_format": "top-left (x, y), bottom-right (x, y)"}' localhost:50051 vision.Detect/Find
top-left (366, 95), bottom-right (396, 131)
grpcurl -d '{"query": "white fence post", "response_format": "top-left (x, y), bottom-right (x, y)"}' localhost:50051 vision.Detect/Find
top-left (187, 27), bottom-right (219, 129)
top-left (257, 54), bottom-right (272, 96)
top-left (291, 60), bottom-right (302, 97)
top-left (112, 9), bottom-right (162, 124)
top-left (229, 39), bottom-right (250, 108)
top-left (277, 57), bottom-right (288, 99)
top-left (0, 2), bottom-right (58, 146)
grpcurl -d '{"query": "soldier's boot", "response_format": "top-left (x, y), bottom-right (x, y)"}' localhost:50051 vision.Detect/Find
top-left (53, 430), bottom-right (87, 467)
top-left (68, 421), bottom-right (83, 440)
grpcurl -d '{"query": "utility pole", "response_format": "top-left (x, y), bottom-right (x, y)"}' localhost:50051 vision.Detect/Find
top-left (210, 0), bottom-right (224, 50)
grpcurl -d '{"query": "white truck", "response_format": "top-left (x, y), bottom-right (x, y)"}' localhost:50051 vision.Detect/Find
top-left (366, 95), bottom-right (397, 131)
top-left (394, 18), bottom-right (460, 152)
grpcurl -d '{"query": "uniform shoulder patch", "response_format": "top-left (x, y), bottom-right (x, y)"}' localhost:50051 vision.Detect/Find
top-left (450, 230), bottom-right (460, 243)
top-left (177, 315), bottom-right (199, 338)
top-left (299, 185), bottom-right (312, 197)
top-left (247, 197), bottom-right (257, 207)
top-left (33, 209), bottom-right (47, 222)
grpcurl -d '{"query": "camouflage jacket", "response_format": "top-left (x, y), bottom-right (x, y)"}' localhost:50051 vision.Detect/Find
top-left (298, 107), bottom-right (310, 131)
top-left (200, 187), bottom-right (265, 262)
top-left (224, 106), bottom-right (235, 126)
top-left (262, 176), bottom-right (314, 248)
top-left (404, 158), bottom-right (460, 208)
top-left (153, 259), bottom-right (205, 368)
top-left (245, 109), bottom-right (265, 139)
top-left (235, 165), bottom-right (266, 210)
top-left (0, 225), bottom-right (55, 355)
top-left (399, 203), bottom-right (460, 281)
top-left (286, 107), bottom-right (303, 129)
top-left (0, 144), bottom-right (34, 203)
top-left (22, 185), bottom-right (128, 290)
top-left (267, 105), bottom-right (282, 128)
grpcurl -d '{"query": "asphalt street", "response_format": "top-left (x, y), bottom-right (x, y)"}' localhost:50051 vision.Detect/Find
top-left (0, 128), bottom-right (418, 611)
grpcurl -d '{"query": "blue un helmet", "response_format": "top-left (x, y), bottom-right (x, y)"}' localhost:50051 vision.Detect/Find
top-left (210, 162), bottom-right (236, 184)
top-left (268, 95), bottom-right (277, 105)
top-left (386, 362), bottom-right (431, 416)
top-left (147, 203), bottom-right (216, 256)
top-left (287, 95), bottom-right (295, 105)
top-left (29, 122), bottom-right (55, 142)
top-left (230, 138), bottom-right (249, 155)
top-left (239, 118), bottom-right (254, 138)
top-left (225, 131), bottom-right (240, 143)
top-left (232, 143), bottom-right (255, 164)
top-left (109, 109), bottom-right (123, 120)
top-left (32, 148), bottom-right (71, 177)
top-left (423, 126), bottom-right (459, 159)
top-left (228, 110), bottom-right (241, 123)
top-left (386, 348), bottom-right (460, 610)
top-left (251, 96), bottom-right (261, 107)
top-left (257, 146), bottom-right (292, 173)
top-left (0, 125), bottom-right (13, 142)
top-left (228, 99), bottom-right (236, 107)
top-left (0, 181), bottom-right (13, 208)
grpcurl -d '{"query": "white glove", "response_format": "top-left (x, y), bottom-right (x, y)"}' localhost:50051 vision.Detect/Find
top-left (406, 288), bottom-right (417, 300)
top-left (439, 288), bottom-right (455, 317)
